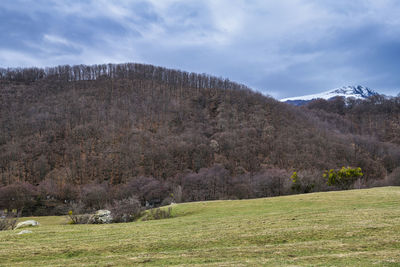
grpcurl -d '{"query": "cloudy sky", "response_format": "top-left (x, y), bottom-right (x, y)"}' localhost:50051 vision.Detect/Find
top-left (1, 0), bottom-right (399, 98)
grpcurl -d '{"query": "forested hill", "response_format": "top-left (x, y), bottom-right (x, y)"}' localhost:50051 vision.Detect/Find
top-left (1, 63), bottom-right (399, 215)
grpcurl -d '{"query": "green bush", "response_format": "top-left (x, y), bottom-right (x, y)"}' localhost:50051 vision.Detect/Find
top-left (141, 207), bottom-right (172, 221)
top-left (67, 211), bottom-right (92, 224)
top-left (66, 202), bottom-right (91, 224)
top-left (290, 171), bottom-right (316, 194)
top-left (324, 167), bottom-right (363, 189)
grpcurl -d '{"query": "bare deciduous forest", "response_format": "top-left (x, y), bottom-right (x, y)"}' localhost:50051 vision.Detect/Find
top-left (1, 63), bottom-right (399, 215)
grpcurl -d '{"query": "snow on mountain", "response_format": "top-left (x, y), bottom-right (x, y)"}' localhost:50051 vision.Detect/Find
top-left (281, 86), bottom-right (378, 105)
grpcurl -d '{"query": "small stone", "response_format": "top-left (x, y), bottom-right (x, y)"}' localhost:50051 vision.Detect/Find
top-left (17, 230), bottom-right (33, 235)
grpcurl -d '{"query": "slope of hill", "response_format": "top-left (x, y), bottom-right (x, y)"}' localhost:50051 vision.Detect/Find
top-left (0, 63), bottom-right (400, 215)
top-left (281, 85), bottom-right (378, 105)
top-left (1, 187), bottom-right (399, 266)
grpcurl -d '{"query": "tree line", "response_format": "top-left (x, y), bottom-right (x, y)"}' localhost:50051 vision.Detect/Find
top-left (0, 63), bottom-right (250, 93)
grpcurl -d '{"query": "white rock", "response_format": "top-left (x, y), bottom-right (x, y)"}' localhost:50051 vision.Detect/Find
top-left (96, 210), bottom-right (111, 217)
top-left (90, 210), bottom-right (113, 224)
top-left (17, 230), bottom-right (33, 235)
top-left (14, 220), bottom-right (40, 229)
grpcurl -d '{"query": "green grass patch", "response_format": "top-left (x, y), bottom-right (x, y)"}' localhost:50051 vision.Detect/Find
top-left (1, 187), bottom-right (400, 266)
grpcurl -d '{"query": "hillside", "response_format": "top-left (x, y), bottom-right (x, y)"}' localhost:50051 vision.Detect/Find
top-left (0, 187), bottom-right (399, 266)
top-left (1, 63), bottom-right (400, 215)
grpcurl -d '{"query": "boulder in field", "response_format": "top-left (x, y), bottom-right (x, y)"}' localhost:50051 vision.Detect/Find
top-left (14, 220), bottom-right (40, 229)
top-left (90, 210), bottom-right (113, 224)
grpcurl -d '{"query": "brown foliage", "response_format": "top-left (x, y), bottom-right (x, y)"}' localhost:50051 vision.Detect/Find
top-left (1, 63), bottom-right (400, 215)
top-left (0, 182), bottom-right (37, 214)
top-left (107, 196), bottom-right (143, 223)
top-left (0, 211), bottom-right (18, 231)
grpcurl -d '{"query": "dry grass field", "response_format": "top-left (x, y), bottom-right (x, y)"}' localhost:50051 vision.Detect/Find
top-left (1, 187), bottom-right (400, 266)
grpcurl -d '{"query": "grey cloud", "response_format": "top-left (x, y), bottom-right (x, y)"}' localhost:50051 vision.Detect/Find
top-left (0, 0), bottom-right (399, 97)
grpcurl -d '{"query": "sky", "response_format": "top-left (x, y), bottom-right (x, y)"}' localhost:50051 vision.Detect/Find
top-left (0, 0), bottom-right (399, 99)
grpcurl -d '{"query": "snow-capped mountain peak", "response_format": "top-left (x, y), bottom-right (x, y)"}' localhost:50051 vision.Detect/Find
top-left (328, 86), bottom-right (377, 99)
top-left (281, 85), bottom-right (378, 105)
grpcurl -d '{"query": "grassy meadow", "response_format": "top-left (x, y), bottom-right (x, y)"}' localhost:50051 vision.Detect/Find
top-left (1, 187), bottom-right (400, 266)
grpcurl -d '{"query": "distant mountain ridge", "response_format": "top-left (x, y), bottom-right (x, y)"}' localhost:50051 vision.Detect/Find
top-left (281, 85), bottom-right (379, 106)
